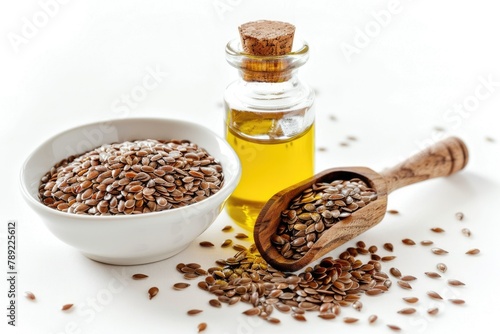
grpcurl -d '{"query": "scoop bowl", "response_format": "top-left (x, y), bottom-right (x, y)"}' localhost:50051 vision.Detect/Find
top-left (254, 137), bottom-right (468, 272)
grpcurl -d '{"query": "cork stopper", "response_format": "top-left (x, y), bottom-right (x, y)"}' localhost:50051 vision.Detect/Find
top-left (238, 20), bottom-right (295, 56)
top-left (237, 20), bottom-right (296, 82)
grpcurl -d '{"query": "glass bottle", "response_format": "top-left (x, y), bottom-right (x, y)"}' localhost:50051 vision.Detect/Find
top-left (224, 37), bottom-right (315, 230)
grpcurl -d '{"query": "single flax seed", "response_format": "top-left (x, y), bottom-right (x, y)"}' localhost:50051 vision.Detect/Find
top-left (61, 304), bottom-right (74, 311)
top-left (436, 263), bottom-right (447, 273)
top-left (397, 307), bottom-right (416, 315)
top-left (199, 241), bottom-right (215, 247)
top-left (148, 287), bottom-right (159, 300)
top-left (402, 238), bottom-right (416, 246)
top-left (187, 309), bottom-right (203, 315)
top-left (25, 291), bottom-right (36, 301)
top-left (222, 225), bottom-right (233, 232)
top-left (431, 247), bottom-right (448, 255)
top-left (197, 322), bottom-right (207, 332)
top-left (383, 243), bottom-right (394, 252)
top-left (132, 273), bottom-right (149, 280)
top-left (465, 248), bottom-right (480, 255)
top-left (448, 279), bottom-right (466, 286)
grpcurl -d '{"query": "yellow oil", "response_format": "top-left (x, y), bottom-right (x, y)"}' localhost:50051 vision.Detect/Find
top-left (225, 115), bottom-right (314, 231)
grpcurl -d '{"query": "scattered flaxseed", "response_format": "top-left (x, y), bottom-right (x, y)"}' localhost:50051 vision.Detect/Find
top-left (449, 299), bottom-right (465, 305)
top-left (232, 244), bottom-right (247, 252)
top-left (465, 248), bottom-right (480, 255)
top-left (148, 287), bottom-right (159, 300)
top-left (387, 324), bottom-right (402, 331)
top-left (343, 317), bottom-right (359, 324)
top-left (368, 245), bottom-right (378, 253)
top-left (267, 317), bottom-right (281, 324)
top-left (183, 273), bottom-right (199, 280)
top-left (177, 244), bottom-right (391, 324)
top-left (383, 243), bottom-right (394, 252)
top-left (221, 239), bottom-right (232, 248)
top-left (366, 289), bottom-right (384, 296)
top-left (431, 247), bottom-right (448, 255)
top-left (61, 304), bottom-right (74, 311)
top-left (397, 281), bottom-right (412, 290)
top-left (427, 291), bottom-right (443, 300)
top-left (222, 225), bottom-right (233, 232)
top-left (198, 322), bottom-right (207, 332)
top-left (132, 273), bottom-right (149, 280)
top-left (425, 272), bottom-right (441, 279)
top-left (173, 282), bottom-right (190, 290)
top-left (356, 240), bottom-right (366, 248)
top-left (235, 233), bottom-right (249, 239)
top-left (397, 307), bottom-right (416, 315)
top-left (402, 238), bottom-right (416, 246)
top-left (187, 262), bottom-right (201, 269)
top-left (461, 228), bottom-right (471, 237)
top-left (195, 268), bottom-right (207, 276)
top-left (352, 301), bottom-right (363, 311)
top-left (243, 307), bottom-right (260, 316)
top-left (436, 263), bottom-right (447, 273)
top-left (448, 279), bottom-right (465, 286)
top-left (199, 241), bottom-right (215, 247)
top-left (390, 267), bottom-right (402, 278)
top-left (430, 227), bottom-right (445, 233)
top-left (187, 309), bottom-right (203, 316)
top-left (293, 313), bottom-right (307, 321)
top-left (387, 209), bottom-right (399, 215)
top-left (356, 247), bottom-right (369, 255)
top-left (427, 307), bottom-right (439, 315)
top-left (318, 313), bottom-right (336, 320)
top-left (381, 256), bottom-right (397, 262)
top-left (400, 275), bottom-right (417, 282)
top-left (455, 212), bottom-right (464, 221)
top-left (25, 291), bottom-right (36, 301)
top-left (420, 240), bottom-right (434, 246)
top-left (403, 297), bottom-right (419, 303)
top-left (368, 314), bottom-right (378, 324)
top-left (209, 299), bottom-right (222, 308)
top-left (275, 304), bottom-right (291, 313)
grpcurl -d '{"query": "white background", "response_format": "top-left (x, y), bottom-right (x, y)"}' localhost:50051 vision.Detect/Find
top-left (1, 0), bottom-right (500, 333)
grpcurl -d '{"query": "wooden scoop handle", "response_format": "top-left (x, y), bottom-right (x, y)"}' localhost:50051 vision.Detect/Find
top-left (381, 137), bottom-right (468, 194)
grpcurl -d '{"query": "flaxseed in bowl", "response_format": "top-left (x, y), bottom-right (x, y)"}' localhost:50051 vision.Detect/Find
top-left (20, 118), bottom-right (241, 265)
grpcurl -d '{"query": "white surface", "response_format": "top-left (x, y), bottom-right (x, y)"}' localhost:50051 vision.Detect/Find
top-left (1, 1), bottom-right (499, 333)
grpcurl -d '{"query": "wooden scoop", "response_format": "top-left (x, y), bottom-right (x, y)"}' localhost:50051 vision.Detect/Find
top-left (253, 137), bottom-right (469, 272)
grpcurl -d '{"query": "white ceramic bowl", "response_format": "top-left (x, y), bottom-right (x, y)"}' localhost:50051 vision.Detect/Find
top-left (20, 117), bottom-right (241, 265)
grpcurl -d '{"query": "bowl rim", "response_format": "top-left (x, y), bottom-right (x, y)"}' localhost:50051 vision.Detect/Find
top-left (19, 116), bottom-right (241, 221)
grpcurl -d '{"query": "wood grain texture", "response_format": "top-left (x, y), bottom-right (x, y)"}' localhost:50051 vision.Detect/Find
top-left (253, 137), bottom-right (469, 272)
top-left (381, 136), bottom-right (469, 194)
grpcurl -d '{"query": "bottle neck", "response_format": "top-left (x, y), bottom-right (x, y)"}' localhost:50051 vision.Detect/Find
top-left (227, 72), bottom-right (312, 113)
top-left (239, 58), bottom-right (293, 82)
top-left (225, 38), bottom-right (313, 112)
top-left (225, 38), bottom-right (310, 83)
